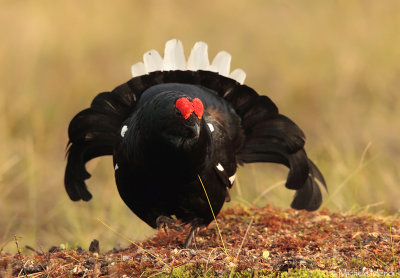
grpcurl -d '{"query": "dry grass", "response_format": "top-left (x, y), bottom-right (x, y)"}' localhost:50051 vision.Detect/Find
top-left (0, 0), bottom-right (399, 253)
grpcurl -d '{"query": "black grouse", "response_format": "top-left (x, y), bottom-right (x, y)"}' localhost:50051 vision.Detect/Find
top-left (65, 39), bottom-right (326, 247)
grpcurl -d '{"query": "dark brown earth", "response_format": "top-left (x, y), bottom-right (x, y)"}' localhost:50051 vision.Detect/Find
top-left (1, 206), bottom-right (399, 277)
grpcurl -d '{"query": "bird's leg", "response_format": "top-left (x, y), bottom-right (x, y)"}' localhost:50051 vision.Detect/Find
top-left (156, 215), bottom-right (182, 235)
top-left (183, 225), bottom-right (199, 249)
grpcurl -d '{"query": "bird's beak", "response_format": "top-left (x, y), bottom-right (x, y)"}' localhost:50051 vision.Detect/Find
top-left (188, 123), bottom-right (200, 139)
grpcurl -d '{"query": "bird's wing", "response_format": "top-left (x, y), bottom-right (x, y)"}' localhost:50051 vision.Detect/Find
top-left (65, 83), bottom-right (138, 201)
top-left (222, 84), bottom-right (327, 211)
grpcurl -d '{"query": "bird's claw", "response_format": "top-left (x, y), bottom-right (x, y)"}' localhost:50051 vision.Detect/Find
top-left (156, 216), bottom-right (182, 235)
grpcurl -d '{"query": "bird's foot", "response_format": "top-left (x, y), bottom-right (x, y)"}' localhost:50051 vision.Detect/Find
top-left (156, 215), bottom-right (182, 235)
top-left (183, 225), bottom-right (199, 249)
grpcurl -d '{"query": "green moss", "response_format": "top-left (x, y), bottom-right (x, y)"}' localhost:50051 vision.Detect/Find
top-left (149, 267), bottom-right (400, 278)
top-left (137, 267), bottom-right (400, 278)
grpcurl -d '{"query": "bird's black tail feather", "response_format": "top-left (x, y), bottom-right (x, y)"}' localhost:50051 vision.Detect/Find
top-left (290, 159), bottom-right (326, 210)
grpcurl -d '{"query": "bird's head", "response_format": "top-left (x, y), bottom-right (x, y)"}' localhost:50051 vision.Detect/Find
top-left (163, 96), bottom-right (204, 148)
top-left (121, 86), bottom-right (212, 171)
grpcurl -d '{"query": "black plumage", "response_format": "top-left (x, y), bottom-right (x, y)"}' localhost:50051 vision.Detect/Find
top-left (65, 60), bottom-right (326, 247)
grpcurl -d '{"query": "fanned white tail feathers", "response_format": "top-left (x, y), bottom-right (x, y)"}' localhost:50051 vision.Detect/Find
top-left (131, 39), bottom-right (246, 84)
top-left (210, 51), bottom-right (231, 77)
top-left (163, 39), bottom-right (186, 71)
top-left (130, 62), bottom-right (146, 77)
top-left (187, 41), bottom-right (209, 71)
top-left (143, 50), bottom-right (163, 73)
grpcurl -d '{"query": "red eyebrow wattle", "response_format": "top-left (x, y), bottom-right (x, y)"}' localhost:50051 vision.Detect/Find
top-left (175, 97), bottom-right (203, 120)
top-left (192, 98), bottom-right (204, 120)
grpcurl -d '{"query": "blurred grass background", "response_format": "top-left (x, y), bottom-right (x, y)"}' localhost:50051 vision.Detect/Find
top-left (1, 0), bottom-right (399, 253)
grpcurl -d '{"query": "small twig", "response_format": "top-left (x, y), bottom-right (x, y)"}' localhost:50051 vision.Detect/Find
top-left (252, 180), bottom-right (285, 205)
top-left (25, 245), bottom-right (37, 253)
top-left (356, 201), bottom-right (385, 214)
top-left (371, 253), bottom-right (389, 267)
top-left (235, 216), bottom-right (254, 263)
top-left (357, 228), bottom-right (364, 269)
top-left (145, 270), bottom-right (167, 278)
top-left (204, 248), bottom-right (219, 277)
top-left (234, 196), bottom-right (253, 207)
top-left (326, 142), bottom-right (377, 206)
top-left (62, 250), bottom-right (81, 264)
top-left (390, 226), bottom-right (398, 275)
top-left (14, 235), bottom-right (27, 277)
top-left (198, 175), bottom-right (232, 260)
top-left (204, 265), bottom-right (214, 278)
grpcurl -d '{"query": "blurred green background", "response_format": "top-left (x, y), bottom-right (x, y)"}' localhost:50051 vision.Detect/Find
top-left (1, 0), bottom-right (399, 253)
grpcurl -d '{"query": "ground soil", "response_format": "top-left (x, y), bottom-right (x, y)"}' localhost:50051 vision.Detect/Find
top-left (1, 205), bottom-right (399, 277)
